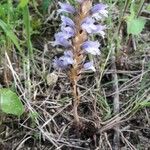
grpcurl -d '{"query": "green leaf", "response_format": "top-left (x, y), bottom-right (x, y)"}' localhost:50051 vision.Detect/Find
top-left (0, 88), bottom-right (24, 116)
top-left (0, 19), bottom-right (22, 53)
top-left (18, 0), bottom-right (29, 8)
top-left (127, 18), bottom-right (146, 35)
top-left (42, 0), bottom-right (53, 13)
top-left (129, 1), bottom-right (136, 19)
top-left (22, 5), bottom-right (33, 57)
top-left (140, 101), bottom-right (150, 107)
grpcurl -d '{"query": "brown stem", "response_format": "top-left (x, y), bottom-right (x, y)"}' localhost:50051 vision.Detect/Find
top-left (69, 0), bottom-right (93, 124)
top-left (111, 46), bottom-right (120, 150)
top-left (72, 81), bottom-right (80, 124)
top-left (73, 96), bottom-right (80, 124)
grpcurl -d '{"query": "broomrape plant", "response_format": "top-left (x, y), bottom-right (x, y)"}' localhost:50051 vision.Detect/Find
top-left (52, 0), bottom-right (108, 124)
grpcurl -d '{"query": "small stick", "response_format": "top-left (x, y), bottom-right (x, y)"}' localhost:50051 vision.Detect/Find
top-left (72, 81), bottom-right (80, 124)
top-left (111, 46), bottom-right (120, 150)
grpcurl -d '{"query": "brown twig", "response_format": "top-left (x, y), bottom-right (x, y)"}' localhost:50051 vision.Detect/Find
top-left (111, 46), bottom-right (120, 150)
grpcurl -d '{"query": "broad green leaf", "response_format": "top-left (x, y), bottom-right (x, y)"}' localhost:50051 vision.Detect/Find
top-left (0, 88), bottom-right (24, 116)
top-left (127, 18), bottom-right (146, 35)
top-left (126, 0), bottom-right (146, 35)
top-left (18, 0), bottom-right (29, 8)
top-left (0, 19), bottom-right (22, 53)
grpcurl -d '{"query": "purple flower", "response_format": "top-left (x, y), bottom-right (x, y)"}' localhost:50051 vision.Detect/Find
top-left (53, 51), bottom-right (74, 69)
top-left (81, 17), bottom-right (96, 33)
top-left (91, 4), bottom-right (108, 15)
top-left (81, 17), bottom-right (106, 36)
top-left (91, 4), bottom-right (108, 20)
top-left (82, 40), bottom-right (100, 55)
top-left (61, 16), bottom-right (75, 28)
top-left (84, 61), bottom-right (96, 72)
top-left (64, 50), bottom-right (73, 57)
top-left (53, 19), bottom-right (75, 47)
top-left (53, 32), bottom-right (71, 47)
top-left (61, 26), bottom-right (75, 38)
top-left (58, 2), bottom-right (76, 14)
top-left (93, 24), bottom-right (106, 37)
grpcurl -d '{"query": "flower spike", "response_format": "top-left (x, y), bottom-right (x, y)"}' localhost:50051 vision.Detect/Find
top-left (52, 0), bottom-right (108, 124)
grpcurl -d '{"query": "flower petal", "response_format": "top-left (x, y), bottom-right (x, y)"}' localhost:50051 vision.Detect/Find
top-left (61, 26), bottom-right (75, 38)
top-left (53, 52), bottom-right (74, 70)
top-left (81, 17), bottom-right (97, 34)
top-left (59, 55), bottom-right (74, 66)
top-left (91, 4), bottom-right (108, 20)
top-left (53, 32), bottom-right (71, 47)
top-left (81, 17), bottom-right (106, 36)
top-left (53, 57), bottom-right (61, 69)
top-left (64, 50), bottom-right (73, 57)
top-left (58, 2), bottom-right (76, 14)
top-left (84, 61), bottom-right (96, 72)
top-left (61, 16), bottom-right (75, 28)
top-left (93, 25), bottom-right (106, 37)
top-left (91, 4), bottom-right (108, 15)
top-left (82, 40), bottom-right (100, 55)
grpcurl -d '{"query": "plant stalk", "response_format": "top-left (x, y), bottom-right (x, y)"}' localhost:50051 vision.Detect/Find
top-left (111, 45), bottom-right (120, 150)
